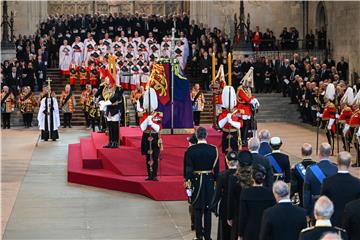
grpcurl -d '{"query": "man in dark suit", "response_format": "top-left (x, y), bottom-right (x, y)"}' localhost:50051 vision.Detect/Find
top-left (303, 142), bottom-right (338, 220)
top-left (343, 199), bottom-right (360, 240)
top-left (198, 51), bottom-right (211, 91)
top-left (291, 143), bottom-right (316, 207)
top-left (248, 137), bottom-right (274, 188)
top-left (185, 127), bottom-right (219, 240)
top-left (337, 57), bottom-right (349, 81)
top-left (211, 151), bottom-right (238, 240)
top-left (258, 129), bottom-right (272, 156)
top-left (299, 196), bottom-right (348, 240)
top-left (260, 181), bottom-right (307, 240)
top-left (6, 66), bottom-right (20, 96)
top-left (319, 64), bottom-right (330, 81)
top-left (321, 151), bottom-right (360, 227)
top-left (265, 137), bottom-right (291, 183)
top-left (278, 59), bottom-right (291, 97)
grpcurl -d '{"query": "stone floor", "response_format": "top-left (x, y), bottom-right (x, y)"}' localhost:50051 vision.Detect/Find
top-left (1, 123), bottom-right (359, 239)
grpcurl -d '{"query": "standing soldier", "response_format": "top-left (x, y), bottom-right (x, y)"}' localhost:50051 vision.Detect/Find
top-left (88, 61), bottom-right (98, 88)
top-left (18, 86), bottom-right (36, 128)
top-left (236, 67), bottom-right (260, 146)
top-left (191, 83), bottom-right (205, 126)
top-left (185, 127), bottom-right (219, 240)
top-left (339, 87), bottom-right (354, 151)
top-left (78, 62), bottom-right (88, 90)
top-left (80, 84), bottom-right (92, 128)
top-left (138, 87), bottom-right (163, 181)
top-left (218, 86), bottom-right (243, 156)
top-left (60, 84), bottom-right (76, 128)
top-left (349, 91), bottom-right (360, 167)
top-left (98, 75), bottom-right (123, 148)
top-left (209, 65), bottom-right (226, 129)
top-left (1, 86), bottom-right (15, 129)
top-left (69, 61), bottom-right (78, 90)
top-left (87, 88), bottom-right (100, 132)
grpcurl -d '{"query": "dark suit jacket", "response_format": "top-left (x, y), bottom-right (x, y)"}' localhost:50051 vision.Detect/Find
top-left (259, 142), bottom-right (272, 156)
top-left (303, 160), bottom-right (338, 215)
top-left (259, 202), bottom-right (307, 240)
top-left (251, 152), bottom-right (274, 188)
top-left (299, 225), bottom-right (348, 240)
top-left (343, 199), bottom-right (360, 240)
top-left (265, 151), bottom-right (291, 183)
top-left (321, 173), bottom-right (360, 227)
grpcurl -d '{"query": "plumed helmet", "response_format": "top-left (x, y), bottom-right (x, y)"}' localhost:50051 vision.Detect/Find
top-left (353, 90), bottom-right (360, 106)
top-left (325, 83), bottom-right (336, 102)
top-left (221, 86), bottom-right (237, 109)
top-left (341, 87), bottom-right (354, 106)
top-left (143, 87), bottom-right (158, 112)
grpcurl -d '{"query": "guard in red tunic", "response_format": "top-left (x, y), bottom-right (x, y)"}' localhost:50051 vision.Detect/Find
top-left (349, 90), bottom-right (360, 167)
top-left (79, 62), bottom-right (88, 90)
top-left (218, 86), bottom-right (243, 155)
top-left (88, 61), bottom-right (98, 88)
top-left (339, 87), bottom-right (354, 151)
top-left (69, 61), bottom-right (78, 90)
top-left (236, 67), bottom-right (259, 146)
top-left (138, 87), bottom-right (163, 181)
top-left (209, 65), bottom-right (226, 128)
top-left (317, 83), bottom-right (337, 151)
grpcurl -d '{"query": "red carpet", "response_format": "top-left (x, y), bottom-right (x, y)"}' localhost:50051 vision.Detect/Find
top-left (67, 125), bottom-right (224, 201)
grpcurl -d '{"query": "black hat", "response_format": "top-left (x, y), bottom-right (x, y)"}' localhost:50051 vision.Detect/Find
top-left (151, 45), bottom-right (158, 52)
top-left (138, 43), bottom-right (146, 49)
top-left (70, 68), bottom-right (77, 74)
top-left (137, 60), bottom-right (144, 66)
top-left (149, 53), bottom-right (156, 60)
top-left (73, 45), bottom-right (81, 50)
top-left (91, 52), bottom-right (99, 58)
top-left (163, 42), bottom-right (170, 48)
top-left (175, 48), bottom-right (182, 55)
top-left (115, 51), bottom-right (122, 57)
top-left (104, 53), bottom-right (109, 59)
top-left (113, 43), bottom-right (121, 49)
top-left (87, 44), bottom-right (94, 50)
top-left (127, 61), bottom-right (133, 66)
top-left (237, 150), bottom-right (253, 167)
top-left (127, 43), bottom-right (134, 49)
top-left (187, 133), bottom-right (198, 145)
top-left (142, 66), bottom-right (149, 73)
top-left (121, 66), bottom-right (128, 72)
top-left (132, 66), bottom-right (139, 71)
top-left (226, 151), bottom-right (238, 162)
top-left (126, 52), bottom-right (133, 59)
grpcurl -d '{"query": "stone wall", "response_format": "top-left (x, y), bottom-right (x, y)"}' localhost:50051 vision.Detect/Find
top-left (6, 0), bottom-right (48, 36)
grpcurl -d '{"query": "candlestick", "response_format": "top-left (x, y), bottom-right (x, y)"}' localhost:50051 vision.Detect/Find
top-left (228, 52), bottom-right (232, 86)
top-left (212, 52), bottom-right (216, 82)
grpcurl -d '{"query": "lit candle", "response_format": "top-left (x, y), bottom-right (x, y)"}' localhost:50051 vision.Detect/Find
top-left (212, 52), bottom-right (216, 82)
top-left (228, 52), bottom-right (232, 86)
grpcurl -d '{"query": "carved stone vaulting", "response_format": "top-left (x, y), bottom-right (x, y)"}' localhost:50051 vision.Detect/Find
top-left (48, 1), bottom-right (188, 16)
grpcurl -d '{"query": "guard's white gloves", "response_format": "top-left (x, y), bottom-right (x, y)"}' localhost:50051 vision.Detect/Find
top-left (250, 98), bottom-right (260, 109)
top-left (316, 112), bottom-right (322, 118)
top-left (343, 124), bottom-right (350, 136)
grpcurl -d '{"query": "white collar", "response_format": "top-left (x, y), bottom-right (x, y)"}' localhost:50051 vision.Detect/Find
top-left (315, 219), bottom-right (332, 227)
top-left (272, 150), bottom-right (281, 153)
top-left (278, 199), bottom-right (291, 203)
top-left (338, 170), bottom-right (349, 174)
top-left (260, 140), bottom-right (269, 143)
top-left (250, 150), bottom-right (258, 154)
top-left (197, 140), bottom-right (207, 144)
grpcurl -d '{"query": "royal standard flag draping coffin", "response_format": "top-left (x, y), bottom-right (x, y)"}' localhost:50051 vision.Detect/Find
top-left (147, 63), bottom-right (193, 129)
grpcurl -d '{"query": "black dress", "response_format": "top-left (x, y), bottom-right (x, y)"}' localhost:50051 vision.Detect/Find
top-left (238, 186), bottom-right (276, 240)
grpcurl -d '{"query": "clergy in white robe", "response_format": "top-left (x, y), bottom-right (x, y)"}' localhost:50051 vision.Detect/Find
top-left (72, 37), bottom-right (84, 66)
top-left (59, 40), bottom-right (73, 75)
top-left (37, 94), bottom-right (60, 141)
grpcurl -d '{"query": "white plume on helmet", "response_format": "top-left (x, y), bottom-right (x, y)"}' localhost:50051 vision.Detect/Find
top-left (341, 87), bottom-right (354, 105)
top-left (241, 66), bottom-right (254, 88)
top-left (221, 86), bottom-right (237, 109)
top-left (325, 83), bottom-right (336, 101)
top-left (143, 87), bottom-right (158, 112)
top-left (354, 90), bottom-right (360, 106)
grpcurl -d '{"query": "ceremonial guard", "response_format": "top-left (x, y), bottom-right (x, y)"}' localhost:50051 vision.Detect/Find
top-left (191, 84), bottom-right (205, 126)
top-left (37, 81), bottom-right (60, 141)
top-left (138, 87), bottom-right (163, 181)
top-left (290, 143), bottom-right (316, 207)
top-left (60, 84), bottom-right (76, 128)
top-left (80, 84), bottom-right (92, 128)
top-left (236, 67), bottom-right (260, 145)
top-left (209, 65), bottom-right (226, 127)
top-left (79, 62), bottom-right (88, 90)
top-left (218, 86), bottom-right (243, 155)
top-left (88, 61), bottom-right (98, 88)
top-left (18, 86), bottom-right (36, 128)
top-left (317, 83), bottom-right (337, 151)
top-left (87, 88), bottom-right (100, 132)
top-left (339, 87), bottom-right (354, 151)
top-left (59, 39), bottom-right (73, 75)
top-left (98, 75), bottom-right (123, 148)
top-left (69, 61), bottom-right (78, 90)
top-left (1, 86), bottom-right (15, 129)
top-left (265, 137), bottom-right (291, 183)
top-left (349, 91), bottom-right (360, 167)
top-left (185, 127), bottom-right (219, 240)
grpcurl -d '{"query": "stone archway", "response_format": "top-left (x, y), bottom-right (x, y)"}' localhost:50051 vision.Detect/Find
top-left (316, 1), bottom-right (327, 30)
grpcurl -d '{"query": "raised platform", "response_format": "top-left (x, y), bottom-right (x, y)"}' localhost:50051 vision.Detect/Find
top-left (68, 125), bottom-right (224, 201)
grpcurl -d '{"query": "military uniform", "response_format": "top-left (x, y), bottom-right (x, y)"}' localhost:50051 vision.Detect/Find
top-left (98, 81), bottom-right (124, 148)
top-left (60, 90), bottom-right (76, 128)
top-left (265, 150), bottom-right (291, 183)
top-left (18, 89), bottom-right (36, 128)
top-left (69, 63), bottom-right (78, 89)
top-left (1, 90), bottom-right (15, 129)
top-left (349, 109), bottom-right (360, 166)
top-left (80, 88), bottom-right (92, 127)
top-left (87, 92), bottom-right (100, 132)
top-left (185, 142), bottom-right (219, 240)
top-left (79, 65), bottom-right (88, 90)
top-left (299, 220), bottom-right (348, 240)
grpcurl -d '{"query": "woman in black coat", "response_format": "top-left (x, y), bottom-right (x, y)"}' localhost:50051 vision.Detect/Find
top-left (238, 164), bottom-right (276, 240)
